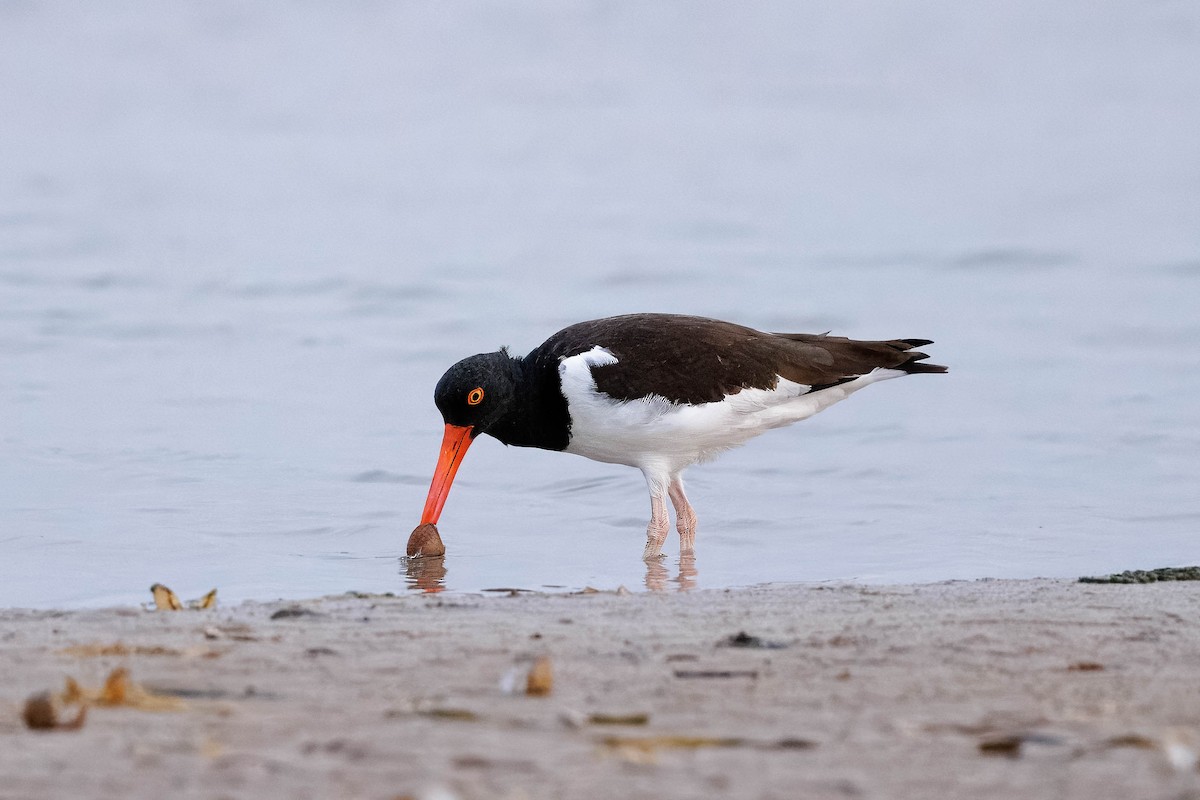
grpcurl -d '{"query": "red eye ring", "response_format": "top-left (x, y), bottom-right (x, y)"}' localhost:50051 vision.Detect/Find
top-left (467, 387), bottom-right (484, 406)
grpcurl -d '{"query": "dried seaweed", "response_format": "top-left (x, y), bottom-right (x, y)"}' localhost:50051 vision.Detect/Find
top-left (588, 713), bottom-right (650, 726)
top-left (1079, 567), bottom-right (1200, 584)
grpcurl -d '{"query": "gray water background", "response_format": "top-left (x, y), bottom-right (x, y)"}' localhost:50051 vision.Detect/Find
top-left (2, 2), bottom-right (1198, 607)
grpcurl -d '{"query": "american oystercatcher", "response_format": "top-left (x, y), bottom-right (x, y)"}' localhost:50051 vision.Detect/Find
top-left (418, 313), bottom-right (945, 560)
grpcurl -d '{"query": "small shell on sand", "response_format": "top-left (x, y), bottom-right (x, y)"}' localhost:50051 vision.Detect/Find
top-left (407, 523), bottom-right (446, 557)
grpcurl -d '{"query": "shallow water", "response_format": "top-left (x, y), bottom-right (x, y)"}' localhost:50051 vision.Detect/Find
top-left (2, 2), bottom-right (1198, 607)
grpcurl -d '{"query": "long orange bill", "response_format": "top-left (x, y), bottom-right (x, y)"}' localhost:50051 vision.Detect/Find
top-left (420, 424), bottom-right (475, 525)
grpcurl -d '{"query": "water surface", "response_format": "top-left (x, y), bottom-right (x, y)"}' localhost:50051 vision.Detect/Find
top-left (1, 2), bottom-right (1197, 607)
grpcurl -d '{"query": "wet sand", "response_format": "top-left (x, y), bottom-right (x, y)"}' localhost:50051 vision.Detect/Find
top-left (2, 578), bottom-right (1199, 799)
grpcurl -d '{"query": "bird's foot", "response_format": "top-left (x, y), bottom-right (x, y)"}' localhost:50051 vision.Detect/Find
top-left (642, 525), bottom-right (668, 560)
top-left (642, 539), bottom-right (667, 561)
top-left (643, 506), bottom-right (670, 560)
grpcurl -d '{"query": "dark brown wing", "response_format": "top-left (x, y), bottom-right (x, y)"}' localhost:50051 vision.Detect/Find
top-left (528, 313), bottom-right (945, 405)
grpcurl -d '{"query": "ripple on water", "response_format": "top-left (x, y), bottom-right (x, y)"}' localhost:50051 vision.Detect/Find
top-left (194, 278), bottom-right (350, 298)
top-left (538, 475), bottom-right (628, 496)
top-left (1158, 260), bottom-right (1200, 276)
top-left (344, 281), bottom-right (453, 319)
top-left (351, 470), bottom-right (428, 486)
top-left (947, 248), bottom-right (1074, 272)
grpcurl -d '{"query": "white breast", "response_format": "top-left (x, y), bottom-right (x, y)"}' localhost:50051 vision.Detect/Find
top-left (557, 346), bottom-right (902, 476)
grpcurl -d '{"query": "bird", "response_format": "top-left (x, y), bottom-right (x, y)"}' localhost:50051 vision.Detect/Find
top-left (418, 313), bottom-right (946, 560)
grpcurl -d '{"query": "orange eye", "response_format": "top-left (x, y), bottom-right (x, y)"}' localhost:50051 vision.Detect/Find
top-left (467, 387), bottom-right (484, 406)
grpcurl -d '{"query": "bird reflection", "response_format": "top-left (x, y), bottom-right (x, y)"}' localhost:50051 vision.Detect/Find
top-left (644, 553), bottom-right (698, 592)
top-left (403, 555), bottom-right (447, 593)
top-left (676, 553), bottom-right (698, 590)
top-left (405, 551), bottom-right (695, 594)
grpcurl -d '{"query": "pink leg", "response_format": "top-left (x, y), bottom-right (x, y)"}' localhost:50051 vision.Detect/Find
top-left (643, 491), bottom-right (669, 560)
top-left (668, 475), bottom-right (698, 554)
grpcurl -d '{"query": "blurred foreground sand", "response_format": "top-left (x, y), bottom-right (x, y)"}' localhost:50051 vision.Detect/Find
top-left (2, 579), bottom-right (1199, 799)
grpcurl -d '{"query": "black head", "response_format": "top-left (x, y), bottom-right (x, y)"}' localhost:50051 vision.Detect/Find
top-left (433, 351), bottom-right (519, 435)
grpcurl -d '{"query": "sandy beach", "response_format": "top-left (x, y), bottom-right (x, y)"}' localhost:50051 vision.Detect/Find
top-left (2, 578), bottom-right (1199, 799)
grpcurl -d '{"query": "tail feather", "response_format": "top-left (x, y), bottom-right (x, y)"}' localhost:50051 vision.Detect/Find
top-left (894, 341), bottom-right (947, 375)
top-left (774, 332), bottom-right (948, 380)
top-left (898, 358), bottom-right (948, 375)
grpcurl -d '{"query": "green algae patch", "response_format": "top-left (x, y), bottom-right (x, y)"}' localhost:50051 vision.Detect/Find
top-left (1079, 566), bottom-right (1200, 584)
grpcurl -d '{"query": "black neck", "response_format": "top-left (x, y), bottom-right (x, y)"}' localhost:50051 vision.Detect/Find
top-left (483, 352), bottom-right (570, 451)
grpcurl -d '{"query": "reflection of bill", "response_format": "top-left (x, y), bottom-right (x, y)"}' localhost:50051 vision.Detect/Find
top-left (404, 555), bottom-right (448, 594)
top-left (644, 554), bottom-right (698, 593)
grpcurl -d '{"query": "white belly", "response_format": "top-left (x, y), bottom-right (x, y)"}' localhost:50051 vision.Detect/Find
top-left (558, 346), bottom-right (901, 476)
